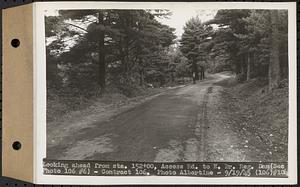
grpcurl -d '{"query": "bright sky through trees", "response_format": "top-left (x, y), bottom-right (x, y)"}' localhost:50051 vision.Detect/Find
top-left (45, 9), bottom-right (217, 39)
top-left (157, 9), bottom-right (217, 38)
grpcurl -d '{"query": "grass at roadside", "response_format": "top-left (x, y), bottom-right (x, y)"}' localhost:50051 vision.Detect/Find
top-left (214, 77), bottom-right (288, 161)
top-left (47, 86), bottom-right (171, 123)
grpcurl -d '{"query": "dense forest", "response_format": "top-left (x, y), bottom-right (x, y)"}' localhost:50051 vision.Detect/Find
top-left (46, 9), bottom-right (288, 118)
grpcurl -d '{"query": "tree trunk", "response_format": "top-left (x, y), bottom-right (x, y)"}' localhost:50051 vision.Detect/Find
top-left (192, 61), bottom-right (199, 81)
top-left (235, 57), bottom-right (241, 75)
top-left (98, 12), bottom-right (106, 89)
top-left (199, 67), bottom-right (202, 80)
top-left (241, 61), bottom-right (246, 75)
top-left (171, 73), bottom-right (174, 83)
top-left (246, 52), bottom-right (251, 81)
top-left (269, 10), bottom-right (281, 90)
top-left (199, 66), bottom-right (204, 80)
top-left (139, 68), bottom-right (144, 86)
top-left (238, 54), bottom-right (247, 81)
top-left (195, 65), bottom-right (199, 81)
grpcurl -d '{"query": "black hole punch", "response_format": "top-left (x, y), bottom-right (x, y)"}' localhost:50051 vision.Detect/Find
top-left (12, 141), bottom-right (22, 150)
top-left (11, 39), bottom-right (20, 48)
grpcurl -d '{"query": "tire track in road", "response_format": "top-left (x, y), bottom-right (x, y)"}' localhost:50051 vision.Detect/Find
top-left (194, 86), bottom-right (213, 161)
top-left (182, 86), bottom-right (213, 161)
top-left (155, 84), bottom-right (213, 162)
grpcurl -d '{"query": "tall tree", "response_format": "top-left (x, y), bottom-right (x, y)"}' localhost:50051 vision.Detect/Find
top-left (46, 9), bottom-right (177, 96)
top-left (180, 16), bottom-right (212, 81)
top-left (269, 10), bottom-right (281, 90)
top-left (95, 12), bottom-right (106, 88)
top-left (207, 10), bottom-right (250, 77)
top-left (57, 10), bottom-right (111, 89)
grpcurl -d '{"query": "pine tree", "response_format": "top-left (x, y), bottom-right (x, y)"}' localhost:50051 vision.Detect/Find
top-left (46, 9), bottom-right (177, 96)
top-left (180, 17), bottom-right (212, 81)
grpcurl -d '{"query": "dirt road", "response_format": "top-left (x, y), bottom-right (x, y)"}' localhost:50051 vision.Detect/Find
top-left (47, 73), bottom-right (257, 161)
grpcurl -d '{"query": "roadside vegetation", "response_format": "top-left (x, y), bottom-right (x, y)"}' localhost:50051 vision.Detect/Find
top-left (213, 76), bottom-right (288, 161)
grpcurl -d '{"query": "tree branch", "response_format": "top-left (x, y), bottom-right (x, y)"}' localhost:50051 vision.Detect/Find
top-left (66, 23), bottom-right (88, 33)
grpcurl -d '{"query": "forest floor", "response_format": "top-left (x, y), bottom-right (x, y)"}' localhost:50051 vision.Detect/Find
top-left (47, 72), bottom-right (288, 162)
